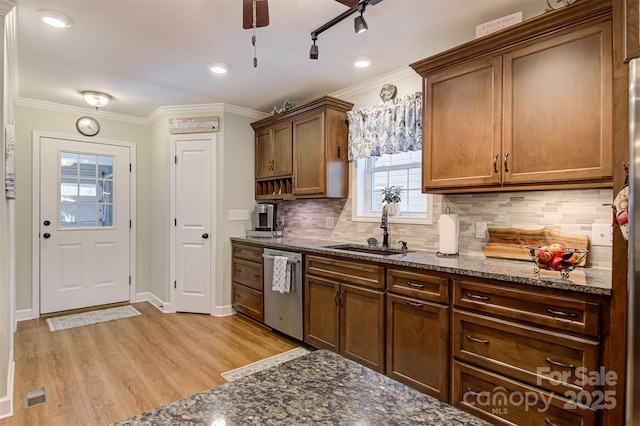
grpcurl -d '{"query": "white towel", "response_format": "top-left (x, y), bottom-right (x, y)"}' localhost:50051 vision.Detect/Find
top-left (272, 255), bottom-right (291, 293)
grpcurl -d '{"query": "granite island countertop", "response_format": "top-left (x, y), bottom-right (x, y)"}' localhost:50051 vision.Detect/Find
top-left (112, 349), bottom-right (489, 426)
top-left (231, 236), bottom-right (612, 296)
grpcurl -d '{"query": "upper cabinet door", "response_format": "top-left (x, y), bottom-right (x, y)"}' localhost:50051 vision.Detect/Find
top-left (502, 21), bottom-right (613, 185)
top-left (271, 122), bottom-right (293, 177)
top-left (624, 0), bottom-right (640, 62)
top-left (293, 112), bottom-right (326, 196)
top-left (423, 55), bottom-right (503, 190)
top-left (255, 129), bottom-right (273, 179)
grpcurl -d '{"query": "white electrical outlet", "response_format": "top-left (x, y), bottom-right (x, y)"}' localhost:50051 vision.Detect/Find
top-left (592, 223), bottom-right (613, 246)
top-left (228, 209), bottom-right (249, 221)
top-left (475, 222), bottom-right (487, 239)
top-left (325, 217), bottom-right (335, 229)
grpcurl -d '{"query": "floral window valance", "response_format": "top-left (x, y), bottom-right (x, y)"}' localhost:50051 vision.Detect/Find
top-left (347, 93), bottom-right (422, 161)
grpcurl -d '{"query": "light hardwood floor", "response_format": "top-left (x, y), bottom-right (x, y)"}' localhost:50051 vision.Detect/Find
top-left (0, 302), bottom-right (299, 426)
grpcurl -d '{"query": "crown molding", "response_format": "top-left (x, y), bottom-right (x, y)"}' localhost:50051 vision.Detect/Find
top-left (16, 97), bottom-right (147, 125)
top-left (222, 104), bottom-right (269, 120)
top-left (0, 1), bottom-right (15, 17)
top-left (146, 102), bottom-right (267, 124)
top-left (329, 66), bottom-right (418, 100)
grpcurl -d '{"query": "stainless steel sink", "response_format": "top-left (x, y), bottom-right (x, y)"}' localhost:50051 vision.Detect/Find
top-left (323, 244), bottom-right (412, 256)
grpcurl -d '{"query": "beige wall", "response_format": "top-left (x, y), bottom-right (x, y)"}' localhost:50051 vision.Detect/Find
top-left (13, 105), bottom-right (150, 311)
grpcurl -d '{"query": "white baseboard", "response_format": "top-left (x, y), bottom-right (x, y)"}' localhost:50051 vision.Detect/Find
top-left (135, 292), bottom-right (171, 313)
top-left (213, 305), bottom-right (234, 317)
top-left (15, 308), bottom-right (34, 323)
top-left (0, 360), bottom-right (15, 419)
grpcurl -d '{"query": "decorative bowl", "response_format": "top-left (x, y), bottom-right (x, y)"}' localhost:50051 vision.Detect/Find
top-left (525, 245), bottom-right (588, 279)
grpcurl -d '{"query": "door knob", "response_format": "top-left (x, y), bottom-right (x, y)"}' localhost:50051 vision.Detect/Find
top-left (202, 233), bottom-right (209, 239)
top-left (43, 233), bottom-right (51, 239)
top-left (43, 220), bottom-right (51, 226)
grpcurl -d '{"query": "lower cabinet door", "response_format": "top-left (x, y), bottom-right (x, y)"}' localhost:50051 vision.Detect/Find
top-left (232, 283), bottom-right (263, 322)
top-left (453, 361), bottom-right (598, 426)
top-left (386, 293), bottom-right (449, 401)
top-left (340, 284), bottom-right (385, 373)
top-left (304, 275), bottom-right (340, 351)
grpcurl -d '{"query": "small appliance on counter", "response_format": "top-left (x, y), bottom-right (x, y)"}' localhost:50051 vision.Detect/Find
top-left (246, 202), bottom-right (278, 238)
top-left (437, 208), bottom-right (459, 257)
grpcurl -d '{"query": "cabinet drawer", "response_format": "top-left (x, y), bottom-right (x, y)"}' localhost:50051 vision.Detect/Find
top-left (453, 361), bottom-right (597, 426)
top-left (232, 258), bottom-right (263, 291)
top-left (232, 243), bottom-right (264, 263)
top-left (232, 283), bottom-right (263, 322)
top-left (453, 310), bottom-right (599, 395)
top-left (306, 255), bottom-right (384, 290)
top-left (387, 267), bottom-right (449, 303)
top-left (453, 279), bottom-right (600, 338)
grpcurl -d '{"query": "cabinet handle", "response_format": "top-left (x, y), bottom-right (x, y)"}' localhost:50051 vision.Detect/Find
top-left (465, 386), bottom-right (479, 397)
top-left (545, 419), bottom-right (561, 426)
top-left (466, 293), bottom-right (490, 301)
top-left (545, 356), bottom-right (576, 369)
top-left (406, 300), bottom-right (424, 308)
top-left (335, 291), bottom-right (340, 306)
top-left (503, 152), bottom-right (509, 172)
top-left (339, 290), bottom-right (345, 308)
top-left (546, 308), bottom-right (578, 319)
top-left (407, 281), bottom-right (425, 289)
top-left (493, 153), bottom-right (499, 173)
top-left (253, 274), bottom-right (261, 279)
top-left (467, 335), bottom-right (489, 344)
top-left (337, 146), bottom-right (342, 158)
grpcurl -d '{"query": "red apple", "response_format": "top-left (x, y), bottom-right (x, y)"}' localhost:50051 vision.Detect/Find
top-left (548, 243), bottom-right (566, 257)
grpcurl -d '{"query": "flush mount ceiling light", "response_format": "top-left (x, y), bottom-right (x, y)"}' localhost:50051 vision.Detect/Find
top-left (309, 0), bottom-right (383, 60)
top-left (81, 91), bottom-right (112, 109)
top-left (351, 55), bottom-right (371, 68)
top-left (37, 9), bottom-right (73, 28)
top-left (208, 62), bottom-right (231, 74)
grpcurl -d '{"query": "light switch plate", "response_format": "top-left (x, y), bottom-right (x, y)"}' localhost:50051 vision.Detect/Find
top-left (475, 222), bottom-right (487, 239)
top-left (228, 209), bottom-right (249, 221)
top-left (592, 223), bottom-right (613, 246)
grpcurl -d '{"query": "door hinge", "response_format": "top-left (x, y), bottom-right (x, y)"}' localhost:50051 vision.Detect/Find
top-left (129, 220), bottom-right (132, 228)
top-left (174, 218), bottom-right (177, 226)
top-left (174, 155), bottom-right (178, 164)
top-left (129, 163), bottom-right (132, 172)
top-left (129, 276), bottom-right (131, 286)
top-left (174, 280), bottom-right (177, 289)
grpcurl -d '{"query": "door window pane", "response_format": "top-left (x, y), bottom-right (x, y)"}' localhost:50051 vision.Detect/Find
top-left (59, 151), bottom-right (115, 228)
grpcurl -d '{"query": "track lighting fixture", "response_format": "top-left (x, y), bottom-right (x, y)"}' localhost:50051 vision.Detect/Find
top-left (354, 5), bottom-right (368, 34)
top-left (308, 0), bottom-right (382, 60)
top-left (309, 36), bottom-right (319, 60)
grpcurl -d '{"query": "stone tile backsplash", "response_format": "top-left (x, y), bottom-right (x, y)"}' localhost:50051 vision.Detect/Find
top-left (276, 188), bottom-right (613, 269)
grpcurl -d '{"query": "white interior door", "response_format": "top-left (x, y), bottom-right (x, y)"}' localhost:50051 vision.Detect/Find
top-left (40, 137), bottom-right (130, 314)
top-left (173, 136), bottom-right (213, 314)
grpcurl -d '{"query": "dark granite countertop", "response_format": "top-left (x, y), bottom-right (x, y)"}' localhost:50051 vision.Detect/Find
top-left (113, 350), bottom-right (489, 426)
top-left (231, 236), bottom-right (612, 296)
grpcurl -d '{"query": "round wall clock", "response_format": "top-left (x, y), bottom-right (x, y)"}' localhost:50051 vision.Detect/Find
top-left (76, 116), bottom-right (100, 137)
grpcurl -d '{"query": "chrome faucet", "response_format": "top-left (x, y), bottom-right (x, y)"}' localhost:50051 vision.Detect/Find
top-left (380, 204), bottom-right (389, 248)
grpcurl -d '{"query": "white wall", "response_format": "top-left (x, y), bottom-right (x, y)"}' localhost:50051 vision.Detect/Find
top-left (13, 105), bottom-right (150, 312)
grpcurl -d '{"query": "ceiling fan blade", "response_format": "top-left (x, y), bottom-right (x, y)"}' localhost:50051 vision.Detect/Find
top-left (243, 0), bottom-right (269, 29)
top-left (334, 0), bottom-right (360, 7)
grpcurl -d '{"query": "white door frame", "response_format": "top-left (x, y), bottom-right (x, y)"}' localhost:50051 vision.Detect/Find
top-left (32, 131), bottom-right (137, 317)
top-left (169, 133), bottom-right (217, 314)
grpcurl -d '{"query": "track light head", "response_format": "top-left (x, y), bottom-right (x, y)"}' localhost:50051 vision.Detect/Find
top-left (310, 36), bottom-right (319, 60)
top-left (354, 6), bottom-right (368, 34)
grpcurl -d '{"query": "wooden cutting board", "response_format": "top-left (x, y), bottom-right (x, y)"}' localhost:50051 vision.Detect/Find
top-left (484, 227), bottom-right (589, 266)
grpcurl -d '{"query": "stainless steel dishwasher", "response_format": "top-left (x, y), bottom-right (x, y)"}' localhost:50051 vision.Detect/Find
top-left (263, 248), bottom-right (303, 340)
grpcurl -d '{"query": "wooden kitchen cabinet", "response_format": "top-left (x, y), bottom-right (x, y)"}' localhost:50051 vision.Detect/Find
top-left (623, 0), bottom-right (640, 62)
top-left (255, 123), bottom-right (292, 179)
top-left (231, 242), bottom-right (264, 322)
top-left (304, 255), bottom-right (385, 372)
top-left (413, 2), bottom-right (613, 193)
top-left (251, 96), bottom-right (353, 200)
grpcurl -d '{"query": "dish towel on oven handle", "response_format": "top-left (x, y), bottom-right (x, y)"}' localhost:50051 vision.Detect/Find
top-left (272, 255), bottom-right (291, 293)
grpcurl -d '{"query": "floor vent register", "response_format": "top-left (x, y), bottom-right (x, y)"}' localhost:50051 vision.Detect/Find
top-left (23, 386), bottom-right (48, 408)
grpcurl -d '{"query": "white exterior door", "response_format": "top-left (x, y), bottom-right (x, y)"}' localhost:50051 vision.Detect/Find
top-left (173, 136), bottom-right (213, 314)
top-left (40, 137), bottom-right (131, 314)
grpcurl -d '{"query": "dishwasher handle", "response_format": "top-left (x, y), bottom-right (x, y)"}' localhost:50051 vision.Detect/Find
top-left (262, 253), bottom-right (300, 264)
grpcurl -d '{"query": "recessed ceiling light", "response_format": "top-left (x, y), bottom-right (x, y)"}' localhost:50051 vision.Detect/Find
top-left (37, 9), bottom-right (73, 28)
top-left (208, 62), bottom-right (231, 74)
top-left (351, 56), bottom-right (372, 68)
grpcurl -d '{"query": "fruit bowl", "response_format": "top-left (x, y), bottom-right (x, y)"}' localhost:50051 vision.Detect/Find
top-left (525, 244), bottom-right (588, 279)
